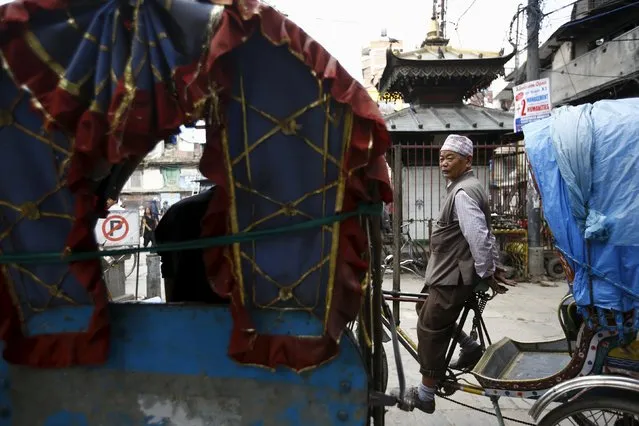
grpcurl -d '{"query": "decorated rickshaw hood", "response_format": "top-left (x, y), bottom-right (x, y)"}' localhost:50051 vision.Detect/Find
top-left (0, 0), bottom-right (392, 370)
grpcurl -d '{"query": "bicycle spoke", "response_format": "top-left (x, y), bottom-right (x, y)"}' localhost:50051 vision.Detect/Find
top-left (555, 409), bottom-right (639, 426)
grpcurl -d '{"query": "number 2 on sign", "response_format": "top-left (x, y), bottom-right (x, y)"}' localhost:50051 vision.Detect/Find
top-left (520, 99), bottom-right (527, 116)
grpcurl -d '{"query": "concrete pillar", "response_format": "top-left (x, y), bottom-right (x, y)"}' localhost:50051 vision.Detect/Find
top-left (146, 254), bottom-right (162, 299)
top-left (102, 258), bottom-right (126, 299)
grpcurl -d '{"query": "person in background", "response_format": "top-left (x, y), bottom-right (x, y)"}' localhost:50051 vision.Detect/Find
top-left (150, 198), bottom-right (160, 221)
top-left (160, 200), bottom-right (169, 217)
top-left (141, 207), bottom-right (157, 247)
top-left (407, 134), bottom-right (515, 414)
top-left (154, 187), bottom-right (228, 304)
top-left (382, 203), bottom-right (392, 234)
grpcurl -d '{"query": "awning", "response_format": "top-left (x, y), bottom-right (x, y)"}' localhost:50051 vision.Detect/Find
top-left (385, 104), bottom-right (514, 133)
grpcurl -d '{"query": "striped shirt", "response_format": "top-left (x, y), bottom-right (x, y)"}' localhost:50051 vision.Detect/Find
top-left (452, 189), bottom-right (501, 279)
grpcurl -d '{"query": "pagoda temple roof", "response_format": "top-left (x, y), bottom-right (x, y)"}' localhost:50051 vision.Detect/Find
top-left (395, 44), bottom-right (506, 61)
top-left (384, 104), bottom-right (514, 134)
top-left (378, 43), bottom-right (515, 103)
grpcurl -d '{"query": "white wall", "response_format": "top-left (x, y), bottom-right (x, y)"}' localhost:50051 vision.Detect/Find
top-left (146, 140), bottom-right (165, 160)
top-left (143, 169), bottom-right (164, 190)
top-left (401, 165), bottom-right (490, 241)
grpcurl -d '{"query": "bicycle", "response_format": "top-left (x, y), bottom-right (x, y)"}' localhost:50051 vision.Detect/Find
top-left (381, 220), bottom-right (429, 278)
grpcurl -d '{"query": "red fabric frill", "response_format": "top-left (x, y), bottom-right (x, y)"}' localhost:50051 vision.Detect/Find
top-left (0, 0), bottom-right (392, 369)
top-left (199, 4), bottom-right (392, 371)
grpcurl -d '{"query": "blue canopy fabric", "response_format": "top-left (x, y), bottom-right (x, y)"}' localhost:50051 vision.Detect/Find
top-left (524, 99), bottom-right (639, 318)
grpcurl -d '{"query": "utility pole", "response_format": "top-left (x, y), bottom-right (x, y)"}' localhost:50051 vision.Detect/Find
top-left (526, 0), bottom-right (545, 280)
top-left (514, 4), bottom-right (522, 75)
top-left (526, 0), bottom-right (540, 81)
top-left (440, 0), bottom-right (446, 38)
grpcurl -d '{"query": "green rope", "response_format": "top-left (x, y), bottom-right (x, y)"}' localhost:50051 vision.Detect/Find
top-left (0, 203), bottom-right (382, 265)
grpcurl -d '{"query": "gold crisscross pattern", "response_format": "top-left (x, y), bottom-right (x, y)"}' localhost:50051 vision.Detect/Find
top-left (21, 0), bottom-right (223, 124)
top-left (222, 71), bottom-right (352, 322)
top-left (0, 70), bottom-right (90, 326)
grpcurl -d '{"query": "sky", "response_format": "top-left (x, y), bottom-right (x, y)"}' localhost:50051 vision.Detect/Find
top-left (0, 0), bottom-right (576, 92)
top-left (265, 0), bottom-right (576, 91)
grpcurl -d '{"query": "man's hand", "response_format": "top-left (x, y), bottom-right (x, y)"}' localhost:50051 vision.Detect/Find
top-left (487, 270), bottom-right (516, 295)
top-left (488, 278), bottom-right (508, 295)
top-left (495, 270), bottom-right (517, 287)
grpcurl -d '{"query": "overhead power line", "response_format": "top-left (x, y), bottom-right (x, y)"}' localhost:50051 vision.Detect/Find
top-left (542, 0), bottom-right (578, 17)
top-left (455, 0), bottom-right (479, 29)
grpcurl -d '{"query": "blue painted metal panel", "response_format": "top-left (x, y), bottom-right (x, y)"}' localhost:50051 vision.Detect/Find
top-left (0, 342), bottom-right (9, 426)
top-left (1, 304), bottom-right (369, 425)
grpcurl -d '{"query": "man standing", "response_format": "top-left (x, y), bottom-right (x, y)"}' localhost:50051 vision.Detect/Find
top-left (160, 200), bottom-right (169, 217)
top-left (408, 134), bottom-right (515, 414)
top-left (155, 187), bottom-right (228, 304)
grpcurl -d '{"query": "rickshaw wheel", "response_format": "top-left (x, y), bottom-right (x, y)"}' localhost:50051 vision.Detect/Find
top-left (350, 323), bottom-right (389, 392)
top-left (379, 345), bottom-right (389, 392)
top-left (538, 395), bottom-right (639, 426)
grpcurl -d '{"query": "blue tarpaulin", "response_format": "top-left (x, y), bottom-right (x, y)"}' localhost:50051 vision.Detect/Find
top-left (524, 98), bottom-right (639, 314)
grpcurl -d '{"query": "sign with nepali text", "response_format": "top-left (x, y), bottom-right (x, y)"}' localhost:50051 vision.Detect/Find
top-left (513, 78), bottom-right (552, 133)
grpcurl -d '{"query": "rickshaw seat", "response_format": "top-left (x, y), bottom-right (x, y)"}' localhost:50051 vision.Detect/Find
top-left (559, 296), bottom-right (583, 342)
top-left (471, 336), bottom-right (572, 383)
top-left (474, 280), bottom-right (491, 294)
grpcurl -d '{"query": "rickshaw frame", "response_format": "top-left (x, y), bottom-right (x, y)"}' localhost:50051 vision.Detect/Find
top-left (364, 273), bottom-right (639, 425)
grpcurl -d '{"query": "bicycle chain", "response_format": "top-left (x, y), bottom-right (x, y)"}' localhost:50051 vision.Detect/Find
top-left (438, 394), bottom-right (536, 426)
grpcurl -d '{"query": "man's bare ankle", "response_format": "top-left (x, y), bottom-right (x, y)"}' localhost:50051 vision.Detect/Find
top-left (421, 377), bottom-right (437, 387)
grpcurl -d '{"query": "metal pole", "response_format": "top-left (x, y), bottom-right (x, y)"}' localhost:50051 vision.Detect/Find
top-left (370, 197), bottom-right (385, 426)
top-left (526, 0), bottom-right (545, 279)
top-left (514, 5), bottom-right (521, 74)
top-left (440, 0), bottom-right (446, 38)
top-left (491, 396), bottom-right (507, 426)
top-left (146, 253), bottom-right (162, 298)
top-left (392, 145), bottom-right (403, 325)
top-left (526, 0), bottom-right (540, 84)
top-left (134, 245), bottom-right (141, 299)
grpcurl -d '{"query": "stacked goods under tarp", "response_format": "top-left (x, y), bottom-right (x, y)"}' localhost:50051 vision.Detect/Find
top-left (524, 98), bottom-right (639, 331)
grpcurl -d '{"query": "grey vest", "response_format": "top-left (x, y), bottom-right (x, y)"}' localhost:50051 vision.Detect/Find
top-left (424, 171), bottom-right (491, 287)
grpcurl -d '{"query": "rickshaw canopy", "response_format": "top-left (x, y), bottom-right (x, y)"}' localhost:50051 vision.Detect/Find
top-left (525, 98), bottom-right (639, 316)
top-left (0, 0), bottom-right (391, 371)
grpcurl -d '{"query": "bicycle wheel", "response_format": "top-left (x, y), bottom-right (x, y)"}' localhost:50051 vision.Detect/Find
top-left (538, 395), bottom-right (639, 426)
top-left (401, 262), bottom-right (425, 278)
top-left (407, 239), bottom-right (429, 271)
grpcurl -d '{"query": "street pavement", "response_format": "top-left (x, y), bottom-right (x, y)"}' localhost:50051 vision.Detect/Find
top-left (124, 250), bottom-right (164, 300)
top-left (122, 253), bottom-right (568, 425)
top-left (382, 274), bottom-right (568, 425)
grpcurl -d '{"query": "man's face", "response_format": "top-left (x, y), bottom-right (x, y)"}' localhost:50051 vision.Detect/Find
top-left (439, 150), bottom-right (472, 180)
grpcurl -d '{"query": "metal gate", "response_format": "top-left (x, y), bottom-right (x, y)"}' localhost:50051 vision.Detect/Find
top-left (385, 140), bottom-right (561, 324)
top-left (385, 142), bottom-right (532, 320)
top-left (389, 143), bottom-right (528, 242)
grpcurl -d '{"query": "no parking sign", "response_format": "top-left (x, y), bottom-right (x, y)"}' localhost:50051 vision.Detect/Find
top-left (95, 210), bottom-right (140, 247)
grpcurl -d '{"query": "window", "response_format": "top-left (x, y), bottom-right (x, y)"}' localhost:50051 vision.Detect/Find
top-left (161, 166), bottom-right (180, 187)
